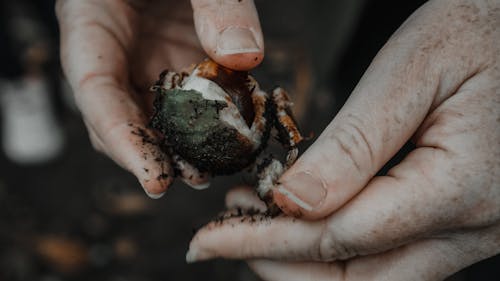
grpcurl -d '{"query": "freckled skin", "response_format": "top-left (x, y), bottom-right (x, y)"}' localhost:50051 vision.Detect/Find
top-left (188, 1), bottom-right (500, 280)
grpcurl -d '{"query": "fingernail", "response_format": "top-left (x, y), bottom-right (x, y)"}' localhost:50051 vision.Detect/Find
top-left (141, 182), bottom-right (166, 199)
top-left (145, 190), bottom-right (165, 199)
top-left (277, 172), bottom-right (326, 211)
top-left (183, 179), bottom-right (211, 190)
top-left (186, 248), bottom-right (197, 263)
top-left (216, 27), bottom-right (261, 55)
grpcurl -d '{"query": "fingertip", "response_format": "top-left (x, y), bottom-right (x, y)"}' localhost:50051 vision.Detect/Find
top-left (192, 0), bottom-right (264, 71)
top-left (110, 123), bottom-right (174, 198)
top-left (225, 186), bottom-right (267, 211)
top-left (271, 188), bottom-right (307, 218)
top-left (225, 186), bottom-right (253, 205)
top-left (129, 152), bottom-right (173, 198)
top-left (211, 52), bottom-right (264, 71)
top-left (145, 190), bottom-right (166, 199)
top-left (186, 237), bottom-right (214, 263)
top-left (186, 224), bottom-right (218, 263)
top-left (181, 172), bottom-right (210, 190)
top-left (139, 172), bottom-right (172, 199)
top-left (185, 247), bottom-right (198, 263)
top-left (174, 156), bottom-right (211, 190)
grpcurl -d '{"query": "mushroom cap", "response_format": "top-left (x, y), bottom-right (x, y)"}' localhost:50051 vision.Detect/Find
top-left (151, 87), bottom-right (270, 175)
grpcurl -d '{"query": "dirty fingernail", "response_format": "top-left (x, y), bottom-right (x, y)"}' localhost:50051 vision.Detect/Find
top-left (277, 172), bottom-right (326, 211)
top-left (217, 27), bottom-right (260, 55)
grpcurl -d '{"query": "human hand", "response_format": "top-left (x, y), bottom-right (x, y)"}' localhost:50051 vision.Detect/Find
top-left (187, 0), bottom-right (500, 279)
top-left (56, 0), bottom-right (264, 197)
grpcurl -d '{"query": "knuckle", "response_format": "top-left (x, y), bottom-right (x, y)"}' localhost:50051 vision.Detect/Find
top-left (314, 222), bottom-right (358, 261)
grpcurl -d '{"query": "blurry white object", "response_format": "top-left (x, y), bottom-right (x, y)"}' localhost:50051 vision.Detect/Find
top-left (0, 76), bottom-right (65, 164)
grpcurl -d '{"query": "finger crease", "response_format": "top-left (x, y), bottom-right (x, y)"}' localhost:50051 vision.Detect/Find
top-left (332, 133), bottom-right (363, 176)
top-left (347, 118), bottom-right (375, 171)
top-left (83, 20), bottom-right (129, 57)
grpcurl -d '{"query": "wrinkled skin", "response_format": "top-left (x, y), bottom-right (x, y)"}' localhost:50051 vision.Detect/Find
top-left (188, 0), bottom-right (500, 280)
top-left (56, 0), bottom-right (263, 197)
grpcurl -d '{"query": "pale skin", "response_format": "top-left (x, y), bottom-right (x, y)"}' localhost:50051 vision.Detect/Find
top-left (56, 0), bottom-right (264, 197)
top-left (187, 0), bottom-right (500, 280)
top-left (57, 0), bottom-right (499, 280)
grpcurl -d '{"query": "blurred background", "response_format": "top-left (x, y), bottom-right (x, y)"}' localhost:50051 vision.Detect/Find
top-left (0, 0), bottom-right (498, 280)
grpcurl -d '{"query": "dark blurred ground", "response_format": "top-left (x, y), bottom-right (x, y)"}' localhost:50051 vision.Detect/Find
top-left (0, 1), bottom-right (498, 281)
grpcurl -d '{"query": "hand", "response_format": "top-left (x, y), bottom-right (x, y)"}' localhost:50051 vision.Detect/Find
top-left (187, 0), bottom-right (500, 280)
top-left (56, 0), bottom-right (264, 197)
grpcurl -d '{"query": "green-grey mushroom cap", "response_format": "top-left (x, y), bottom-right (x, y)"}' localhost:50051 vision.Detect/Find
top-left (151, 88), bottom-right (266, 175)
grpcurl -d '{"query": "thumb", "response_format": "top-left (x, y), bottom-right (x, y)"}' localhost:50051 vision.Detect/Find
top-left (271, 0), bottom-right (485, 219)
top-left (191, 0), bottom-right (264, 70)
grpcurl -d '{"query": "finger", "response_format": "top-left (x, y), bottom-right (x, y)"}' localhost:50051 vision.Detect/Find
top-left (225, 186), bottom-right (267, 212)
top-left (271, 0), bottom-right (495, 219)
top-left (94, 120), bottom-right (173, 198)
top-left (173, 155), bottom-right (210, 190)
top-left (57, 1), bottom-right (173, 197)
top-left (191, 0), bottom-right (264, 70)
top-left (249, 225), bottom-right (500, 281)
top-left (188, 146), bottom-right (498, 261)
top-left (187, 213), bottom-right (324, 263)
